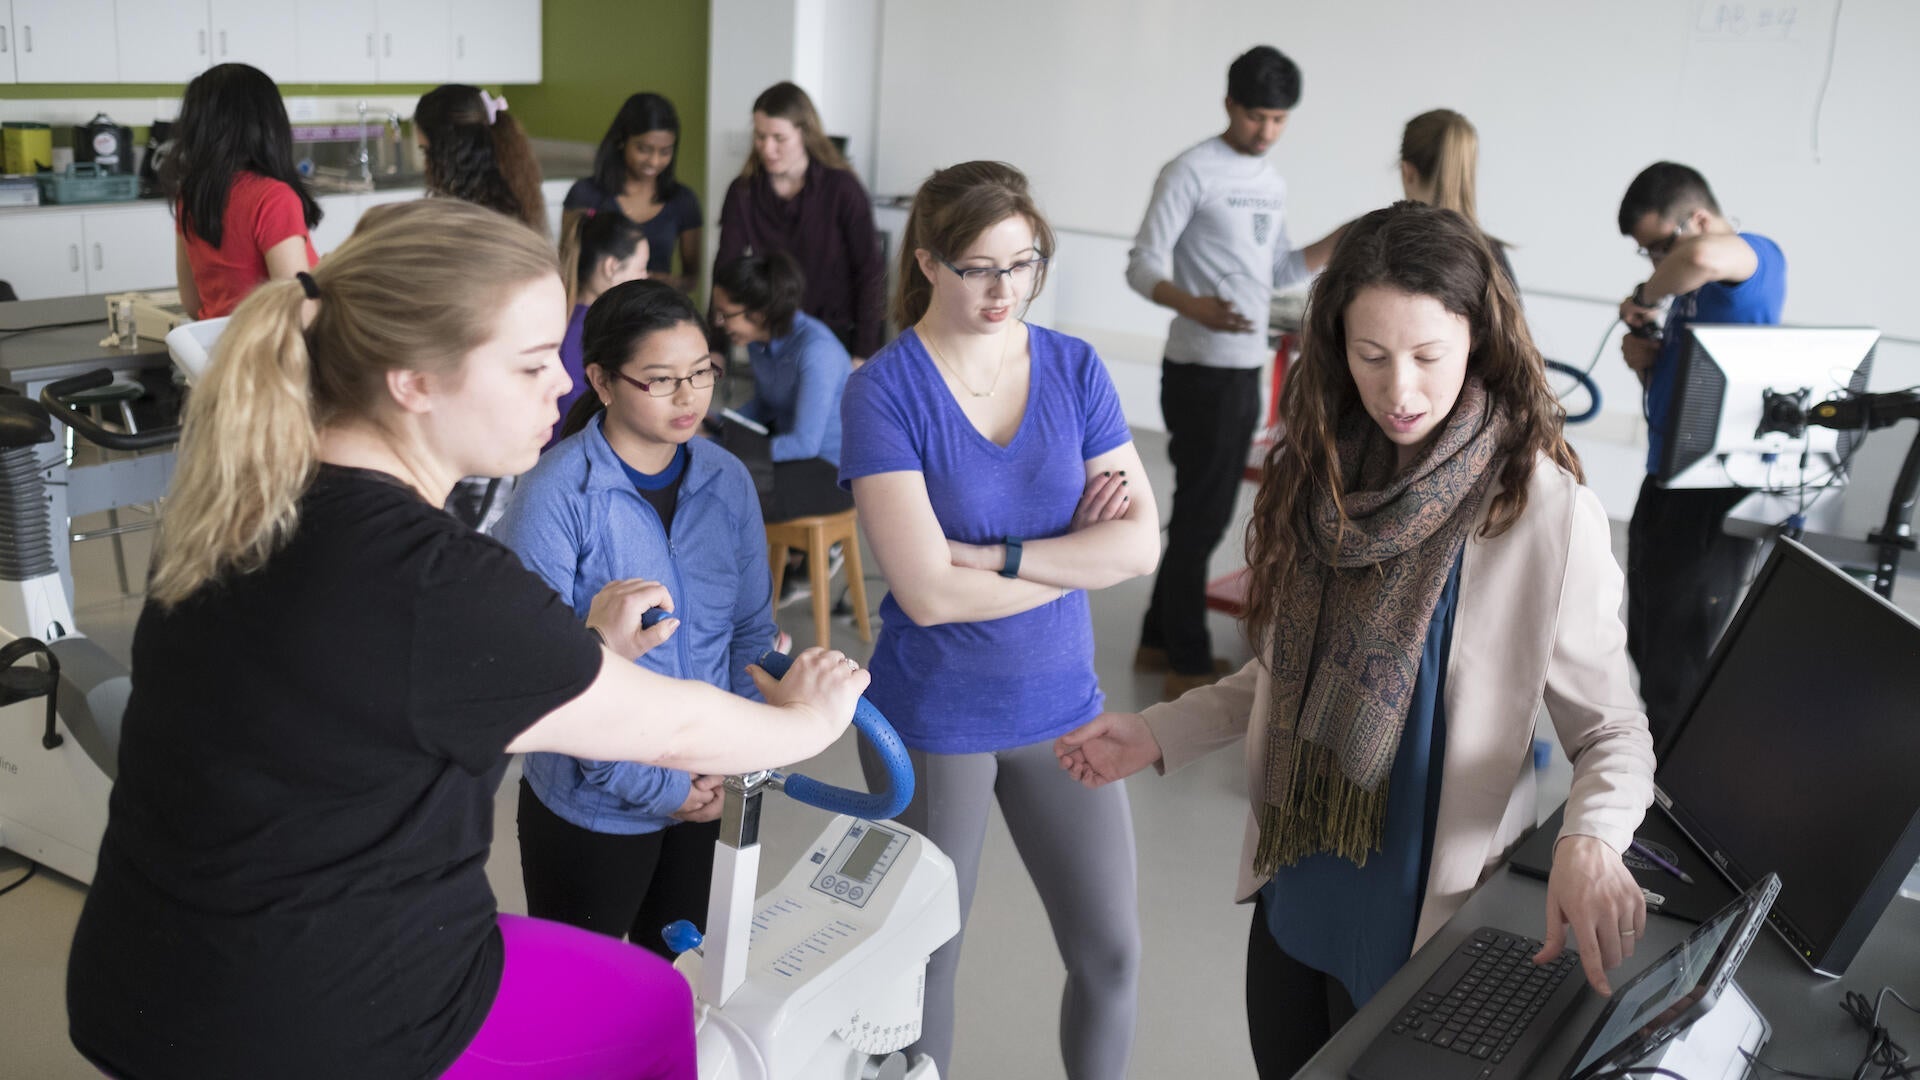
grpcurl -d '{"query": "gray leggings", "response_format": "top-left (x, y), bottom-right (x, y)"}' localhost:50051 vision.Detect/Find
top-left (859, 736), bottom-right (1141, 1080)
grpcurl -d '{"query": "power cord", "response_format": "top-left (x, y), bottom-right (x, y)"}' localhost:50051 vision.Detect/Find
top-left (1737, 987), bottom-right (1920, 1080)
top-left (0, 858), bottom-right (36, 899)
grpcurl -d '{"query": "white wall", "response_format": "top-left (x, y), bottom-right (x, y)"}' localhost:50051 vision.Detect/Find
top-left (867, 0), bottom-right (1920, 526)
top-left (704, 0), bottom-right (884, 282)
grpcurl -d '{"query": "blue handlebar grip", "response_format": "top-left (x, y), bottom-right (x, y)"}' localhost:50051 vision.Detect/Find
top-left (753, 649), bottom-right (914, 821)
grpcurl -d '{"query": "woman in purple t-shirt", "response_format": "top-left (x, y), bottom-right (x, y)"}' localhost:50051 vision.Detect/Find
top-left (838, 161), bottom-right (1162, 1079)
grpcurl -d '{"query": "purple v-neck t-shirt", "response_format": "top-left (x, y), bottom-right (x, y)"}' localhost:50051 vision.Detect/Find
top-left (838, 325), bottom-right (1132, 754)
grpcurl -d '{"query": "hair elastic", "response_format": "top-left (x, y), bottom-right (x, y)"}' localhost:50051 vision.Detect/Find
top-left (481, 90), bottom-right (508, 124)
top-left (295, 271), bottom-right (321, 300)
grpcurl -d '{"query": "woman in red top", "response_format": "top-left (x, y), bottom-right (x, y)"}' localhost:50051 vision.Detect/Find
top-left (166, 63), bottom-right (321, 319)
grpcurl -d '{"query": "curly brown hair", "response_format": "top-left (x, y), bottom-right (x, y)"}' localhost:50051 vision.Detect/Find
top-left (1242, 201), bottom-right (1580, 656)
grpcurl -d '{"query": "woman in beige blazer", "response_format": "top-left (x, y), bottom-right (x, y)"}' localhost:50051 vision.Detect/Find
top-left (1057, 202), bottom-right (1656, 1076)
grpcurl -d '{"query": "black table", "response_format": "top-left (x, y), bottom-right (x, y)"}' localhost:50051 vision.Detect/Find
top-left (0, 294), bottom-right (171, 396)
top-left (1300, 866), bottom-right (1920, 1077)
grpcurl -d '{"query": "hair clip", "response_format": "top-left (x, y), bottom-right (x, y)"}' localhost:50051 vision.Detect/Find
top-left (295, 271), bottom-right (321, 300)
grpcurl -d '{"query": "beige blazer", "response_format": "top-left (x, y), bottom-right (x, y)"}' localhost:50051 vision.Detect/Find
top-left (1142, 456), bottom-right (1656, 950)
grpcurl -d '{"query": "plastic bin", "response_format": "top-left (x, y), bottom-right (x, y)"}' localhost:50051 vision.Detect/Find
top-left (35, 163), bottom-right (142, 205)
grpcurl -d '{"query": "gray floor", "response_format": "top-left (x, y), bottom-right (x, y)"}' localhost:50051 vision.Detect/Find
top-left (3, 430), bottom-right (1912, 1079)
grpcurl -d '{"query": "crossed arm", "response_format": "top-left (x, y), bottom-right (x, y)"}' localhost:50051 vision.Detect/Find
top-left (852, 442), bottom-right (1161, 628)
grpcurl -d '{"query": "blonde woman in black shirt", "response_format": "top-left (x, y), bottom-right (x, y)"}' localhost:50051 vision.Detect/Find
top-left (66, 199), bottom-right (866, 1080)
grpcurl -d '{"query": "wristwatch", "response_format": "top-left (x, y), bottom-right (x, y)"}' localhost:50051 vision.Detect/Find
top-left (999, 537), bottom-right (1024, 579)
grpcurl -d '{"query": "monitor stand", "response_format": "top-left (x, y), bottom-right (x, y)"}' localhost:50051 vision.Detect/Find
top-left (1634, 980), bottom-right (1770, 1080)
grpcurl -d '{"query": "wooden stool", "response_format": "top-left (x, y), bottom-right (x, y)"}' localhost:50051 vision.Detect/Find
top-left (765, 507), bottom-right (872, 650)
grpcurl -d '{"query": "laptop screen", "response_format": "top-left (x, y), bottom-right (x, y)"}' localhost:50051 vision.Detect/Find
top-left (1564, 875), bottom-right (1777, 1079)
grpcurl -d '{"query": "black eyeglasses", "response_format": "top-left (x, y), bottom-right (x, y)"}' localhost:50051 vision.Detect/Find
top-left (1636, 226), bottom-right (1685, 261)
top-left (614, 363), bottom-right (722, 398)
top-left (934, 254), bottom-right (1049, 293)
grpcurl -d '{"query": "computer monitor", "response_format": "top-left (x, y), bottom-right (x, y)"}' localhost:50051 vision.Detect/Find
top-left (1656, 538), bottom-right (1920, 976)
top-left (1657, 325), bottom-right (1877, 489)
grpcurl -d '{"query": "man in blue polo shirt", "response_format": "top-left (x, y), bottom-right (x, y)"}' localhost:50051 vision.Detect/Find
top-left (1617, 162), bottom-right (1787, 747)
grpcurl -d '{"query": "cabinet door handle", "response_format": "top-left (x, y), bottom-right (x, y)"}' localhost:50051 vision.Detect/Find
top-left (384, 32), bottom-right (392, 57)
top-left (456, 35), bottom-right (464, 60)
top-left (69, 244), bottom-right (80, 273)
top-left (365, 32), bottom-right (374, 58)
top-left (1, 26), bottom-right (9, 54)
top-left (219, 30), bottom-right (228, 56)
top-left (93, 243), bottom-right (104, 271)
top-left (23, 25), bottom-right (31, 53)
top-left (199, 29), bottom-right (207, 55)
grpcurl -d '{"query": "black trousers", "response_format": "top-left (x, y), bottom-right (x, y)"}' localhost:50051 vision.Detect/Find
top-left (1141, 361), bottom-right (1262, 674)
top-left (516, 777), bottom-right (719, 958)
top-left (1625, 478), bottom-right (1759, 750)
top-left (1246, 893), bottom-right (1358, 1078)
top-left (759, 457), bottom-right (854, 523)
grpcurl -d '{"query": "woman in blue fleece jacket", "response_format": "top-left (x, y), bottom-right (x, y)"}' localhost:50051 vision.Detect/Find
top-left (496, 279), bottom-right (777, 956)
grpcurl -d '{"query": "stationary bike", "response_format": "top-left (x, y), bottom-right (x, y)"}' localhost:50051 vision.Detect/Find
top-left (0, 372), bottom-right (178, 884)
top-left (674, 650), bottom-right (960, 1080)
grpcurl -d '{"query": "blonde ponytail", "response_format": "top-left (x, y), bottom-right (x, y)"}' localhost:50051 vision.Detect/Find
top-left (149, 198), bottom-right (561, 607)
top-left (149, 282), bottom-right (317, 607)
top-left (1401, 109), bottom-right (1481, 228)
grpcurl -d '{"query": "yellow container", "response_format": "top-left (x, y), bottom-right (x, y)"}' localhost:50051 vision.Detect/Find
top-left (2, 123), bottom-right (54, 175)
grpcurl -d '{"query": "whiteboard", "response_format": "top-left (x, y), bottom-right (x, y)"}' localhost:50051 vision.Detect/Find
top-left (874, 0), bottom-right (1920, 340)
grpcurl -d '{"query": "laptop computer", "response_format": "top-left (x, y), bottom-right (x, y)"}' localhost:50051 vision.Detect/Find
top-left (1348, 873), bottom-right (1779, 1080)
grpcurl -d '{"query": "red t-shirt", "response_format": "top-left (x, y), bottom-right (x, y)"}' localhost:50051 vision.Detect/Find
top-left (179, 172), bottom-right (319, 318)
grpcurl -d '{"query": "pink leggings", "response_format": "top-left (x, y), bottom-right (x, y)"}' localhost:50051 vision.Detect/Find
top-left (443, 914), bottom-right (698, 1079)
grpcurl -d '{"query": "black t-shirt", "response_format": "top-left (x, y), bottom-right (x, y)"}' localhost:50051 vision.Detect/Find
top-left (562, 177), bottom-right (703, 277)
top-left (66, 466), bottom-right (602, 1079)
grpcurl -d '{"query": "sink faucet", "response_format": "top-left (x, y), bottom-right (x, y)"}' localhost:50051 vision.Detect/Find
top-left (355, 100), bottom-right (373, 186)
top-left (384, 110), bottom-right (406, 176)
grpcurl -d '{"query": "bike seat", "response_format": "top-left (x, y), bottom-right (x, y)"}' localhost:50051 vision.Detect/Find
top-left (0, 392), bottom-right (55, 449)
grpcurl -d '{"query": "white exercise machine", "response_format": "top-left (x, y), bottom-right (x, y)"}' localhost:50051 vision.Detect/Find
top-left (670, 650), bottom-right (960, 1080)
top-left (0, 371), bottom-right (179, 883)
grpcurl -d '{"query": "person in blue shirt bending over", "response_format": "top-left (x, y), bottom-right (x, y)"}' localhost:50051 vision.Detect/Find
top-left (1615, 162), bottom-right (1786, 748)
top-left (841, 160), bottom-right (1163, 1080)
top-left (711, 250), bottom-right (854, 524)
top-left (496, 279), bottom-right (778, 957)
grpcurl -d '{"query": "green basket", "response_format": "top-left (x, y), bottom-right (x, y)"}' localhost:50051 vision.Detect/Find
top-left (36, 163), bottom-right (141, 205)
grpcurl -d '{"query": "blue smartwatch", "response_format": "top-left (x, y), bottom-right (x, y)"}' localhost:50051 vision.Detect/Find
top-left (999, 537), bottom-right (1024, 579)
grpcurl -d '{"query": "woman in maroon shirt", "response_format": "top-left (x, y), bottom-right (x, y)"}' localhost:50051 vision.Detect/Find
top-left (714, 82), bottom-right (885, 360)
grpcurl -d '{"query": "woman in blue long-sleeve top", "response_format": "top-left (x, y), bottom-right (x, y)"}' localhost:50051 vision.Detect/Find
top-left (712, 251), bottom-right (855, 523)
top-left (496, 279), bottom-right (777, 956)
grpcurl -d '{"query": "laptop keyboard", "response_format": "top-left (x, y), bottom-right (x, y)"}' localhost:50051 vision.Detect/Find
top-left (1389, 928), bottom-right (1581, 1067)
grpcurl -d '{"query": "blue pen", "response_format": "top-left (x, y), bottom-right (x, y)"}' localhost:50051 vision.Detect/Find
top-left (1630, 838), bottom-right (1696, 886)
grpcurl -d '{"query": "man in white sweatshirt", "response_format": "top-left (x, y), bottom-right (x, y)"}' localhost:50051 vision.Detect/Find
top-left (1127, 45), bottom-right (1346, 699)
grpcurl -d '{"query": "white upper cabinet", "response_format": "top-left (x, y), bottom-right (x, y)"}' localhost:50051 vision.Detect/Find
top-left (294, 0), bottom-right (377, 84)
top-left (115, 1), bottom-right (211, 85)
top-left (210, 0), bottom-right (299, 80)
top-left (11, 0), bottom-right (120, 83)
top-left (451, 0), bottom-right (540, 84)
top-left (0, 1), bottom-right (17, 85)
top-left (375, 0), bottom-right (450, 84)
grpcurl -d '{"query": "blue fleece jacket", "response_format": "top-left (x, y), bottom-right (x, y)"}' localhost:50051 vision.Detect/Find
top-left (496, 415), bottom-right (777, 834)
top-left (737, 311), bottom-right (850, 466)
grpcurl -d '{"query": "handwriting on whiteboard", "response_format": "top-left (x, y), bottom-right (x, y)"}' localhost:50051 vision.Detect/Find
top-left (1694, 3), bottom-right (1801, 40)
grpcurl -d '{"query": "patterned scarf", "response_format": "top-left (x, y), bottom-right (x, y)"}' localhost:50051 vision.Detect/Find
top-left (1254, 378), bottom-right (1508, 876)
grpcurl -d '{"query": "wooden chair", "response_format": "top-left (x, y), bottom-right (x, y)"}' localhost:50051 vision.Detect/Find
top-left (765, 507), bottom-right (872, 649)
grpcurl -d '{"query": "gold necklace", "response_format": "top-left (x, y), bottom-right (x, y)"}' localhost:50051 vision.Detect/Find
top-left (922, 323), bottom-right (1012, 398)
